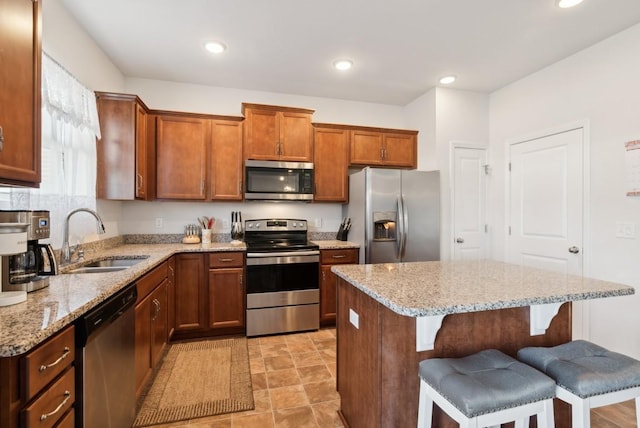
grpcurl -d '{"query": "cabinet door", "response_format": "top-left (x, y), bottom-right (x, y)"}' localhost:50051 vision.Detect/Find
top-left (244, 108), bottom-right (279, 160)
top-left (210, 120), bottom-right (243, 200)
top-left (0, 0), bottom-right (41, 186)
top-left (156, 115), bottom-right (210, 199)
top-left (135, 104), bottom-right (148, 199)
top-left (174, 253), bottom-right (207, 332)
top-left (96, 95), bottom-right (136, 200)
top-left (151, 280), bottom-right (168, 367)
top-left (383, 133), bottom-right (417, 168)
top-left (134, 297), bottom-right (152, 396)
top-left (314, 126), bottom-right (349, 202)
top-left (350, 130), bottom-right (383, 166)
top-left (280, 111), bottom-right (313, 162)
top-left (320, 265), bottom-right (337, 324)
top-left (208, 267), bottom-right (244, 330)
top-left (167, 257), bottom-right (176, 340)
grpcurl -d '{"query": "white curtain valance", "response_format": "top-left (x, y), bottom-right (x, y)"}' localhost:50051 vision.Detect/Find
top-left (42, 53), bottom-right (101, 139)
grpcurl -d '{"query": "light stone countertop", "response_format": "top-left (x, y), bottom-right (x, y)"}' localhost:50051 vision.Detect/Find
top-left (313, 240), bottom-right (359, 250)
top-left (331, 260), bottom-right (635, 317)
top-left (0, 239), bottom-right (355, 357)
top-left (0, 242), bottom-right (246, 357)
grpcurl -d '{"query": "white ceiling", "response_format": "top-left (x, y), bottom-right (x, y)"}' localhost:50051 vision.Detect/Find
top-left (60, 0), bottom-right (640, 106)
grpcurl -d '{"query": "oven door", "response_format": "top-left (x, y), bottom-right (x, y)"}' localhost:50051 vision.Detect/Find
top-left (246, 251), bottom-right (319, 295)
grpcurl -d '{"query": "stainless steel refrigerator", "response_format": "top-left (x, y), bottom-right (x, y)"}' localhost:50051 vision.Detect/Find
top-left (343, 167), bottom-right (440, 264)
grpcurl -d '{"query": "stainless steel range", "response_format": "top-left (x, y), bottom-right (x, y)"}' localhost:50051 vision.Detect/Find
top-left (244, 219), bottom-right (320, 336)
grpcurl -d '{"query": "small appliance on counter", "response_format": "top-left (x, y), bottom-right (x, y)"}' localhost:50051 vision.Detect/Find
top-left (336, 217), bottom-right (351, 241)
top-left (0, 210), bottom-right (58, 293)
top-left (0, 222), bottom-right (29, 306)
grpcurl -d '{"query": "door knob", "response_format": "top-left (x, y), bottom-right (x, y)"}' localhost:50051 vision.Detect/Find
top-left (456, 238), bottom-right (464, 243)
top-left (568, 246), bottom-right (580, 254)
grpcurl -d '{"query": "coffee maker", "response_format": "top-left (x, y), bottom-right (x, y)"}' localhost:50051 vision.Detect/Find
top-left (0, 210), bottom-right (58, 293)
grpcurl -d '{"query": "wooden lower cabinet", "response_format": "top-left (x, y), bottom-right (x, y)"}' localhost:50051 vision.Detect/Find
top-left (174, 252), bottom-right (245, 340)
top-left (320, 248), bottom-right (359, 325)
top-left (134, 261), bottom-right (169, 397)
top-left (0, 325), bottom-right (76, 428)
top-left (208, 252), bottom-right (245, 333)
top-left (174, 253), bottom-right (207, 335)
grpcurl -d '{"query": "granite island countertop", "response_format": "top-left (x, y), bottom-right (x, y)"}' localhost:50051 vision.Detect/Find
top-left (313, 240), bottom-right (359, 250)
top-left (331, 260), bottom-right (635, 317)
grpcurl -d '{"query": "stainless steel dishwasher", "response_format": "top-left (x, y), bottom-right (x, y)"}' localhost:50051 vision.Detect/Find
top-left (76, 283), bottom-right (137, 428)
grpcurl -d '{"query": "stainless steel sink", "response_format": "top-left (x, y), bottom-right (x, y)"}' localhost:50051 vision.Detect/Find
top-left (66, 256), bottom-right (150, 274)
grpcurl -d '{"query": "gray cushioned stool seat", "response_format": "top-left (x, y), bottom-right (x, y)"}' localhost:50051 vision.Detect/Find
top-left (419, 349), bottom-right (556, 418)
top-left (518, 340), bottom-right (640, 398)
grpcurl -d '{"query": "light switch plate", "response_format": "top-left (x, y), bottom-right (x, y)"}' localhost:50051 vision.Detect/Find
top-left (155, 218), bottom-right (163, 229)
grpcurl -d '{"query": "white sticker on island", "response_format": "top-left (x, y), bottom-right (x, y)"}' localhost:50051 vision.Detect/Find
top-left (349, 308), bottom-right (359, 329)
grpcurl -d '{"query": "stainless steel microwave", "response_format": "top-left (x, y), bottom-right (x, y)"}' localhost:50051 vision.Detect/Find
top-left (244, 160), bottom-right (314, 201)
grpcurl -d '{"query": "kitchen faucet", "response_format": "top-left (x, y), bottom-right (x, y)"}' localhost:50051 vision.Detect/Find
top-left (62, 208), bottom-right (106, 263)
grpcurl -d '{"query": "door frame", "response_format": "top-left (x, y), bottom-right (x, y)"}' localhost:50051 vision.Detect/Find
top-left (449, 141), bottom-right (489, 261)
top-left (505, 119), bottom-right (591, 339)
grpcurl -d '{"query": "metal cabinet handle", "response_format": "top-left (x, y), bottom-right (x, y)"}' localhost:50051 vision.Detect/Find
top-left (218, 258), bottom-right (234, 262)
top-left (331, 254), bottom-right (346, 259)
top-left (151, 298), bottom-right (160, 320)
top-left (322, 271), bottom-right (326, 281)
top-left (168, 265), bottom-right (174, 275)
top-left (456, 238), bottom-right (464, 243)
top-left (40, 390), bottom-right (71, 421)
top-left (239, 274), bottom-right (243, 286)
top-left (39, 347), bottom-right (70, 372)
top-left (137, 173), bottom-right (143, 190)
top-left (0, 126), bottom-right (3, 152)
top-left (568, 246), bottom-right (580, 254)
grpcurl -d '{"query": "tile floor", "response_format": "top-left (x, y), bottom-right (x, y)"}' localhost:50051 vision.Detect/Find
top-left (142, 328), bottom-right (636, 428)
top-left (146, 328), bottom-right (342, 428)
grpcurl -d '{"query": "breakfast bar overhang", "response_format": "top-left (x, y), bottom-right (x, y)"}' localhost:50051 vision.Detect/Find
top-left (331, 260), bottom-right (635, 428)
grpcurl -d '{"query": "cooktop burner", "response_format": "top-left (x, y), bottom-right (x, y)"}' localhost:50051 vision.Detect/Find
top-left (244, 219), bottom-right (318, 253)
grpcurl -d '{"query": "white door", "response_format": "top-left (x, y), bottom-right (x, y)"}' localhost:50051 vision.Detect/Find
top-left (509, 128), bottom-right (584, 275)
top-left (452, 146), bottom-right (488, 260)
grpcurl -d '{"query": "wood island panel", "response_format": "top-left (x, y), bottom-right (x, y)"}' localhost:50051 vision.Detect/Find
top-left (337, 278), bottom-right (573, 428)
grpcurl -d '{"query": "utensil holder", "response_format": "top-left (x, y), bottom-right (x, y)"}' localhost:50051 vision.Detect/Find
top-left (201, 229), bottom-right (212, 244)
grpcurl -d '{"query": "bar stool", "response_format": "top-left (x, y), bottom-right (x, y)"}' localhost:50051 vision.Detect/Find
top-left (518, 340), bottom-right (640, 427)
top-left (418, 349), bottom-right (556, 428)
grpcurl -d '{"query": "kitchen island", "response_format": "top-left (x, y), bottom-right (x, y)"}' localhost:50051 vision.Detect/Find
top-left (331, 260), bottom-right (635, 428)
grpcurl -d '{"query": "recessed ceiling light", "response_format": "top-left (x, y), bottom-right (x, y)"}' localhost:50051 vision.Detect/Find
top-left (439, 75), bottom-right (456, 85)
top-left (558, 0), bottom-right (584, 8)
top-left (333, 59), bottom-right (353, 71)
top-left (204, 41), bottom-right (226, 54)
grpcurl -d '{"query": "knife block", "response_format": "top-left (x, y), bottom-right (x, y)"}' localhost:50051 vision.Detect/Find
top-left (336, 227), bottom-right (349, 241)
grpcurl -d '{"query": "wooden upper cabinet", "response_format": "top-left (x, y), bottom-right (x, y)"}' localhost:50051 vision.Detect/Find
top-left (156, 114), bottom-right (210, 200)
top-left (0, 0), bottom-right (41, 186)
top-left (210, 119), bottom-right (243, 200)
top-left (350, 127), bottom-right (417, 168)
top-left (96, 92), bottom-right (151, 200)
top-left (242, 103), bottom-right (314, 161)
top-left (313, 124), bottom-right (350, 202)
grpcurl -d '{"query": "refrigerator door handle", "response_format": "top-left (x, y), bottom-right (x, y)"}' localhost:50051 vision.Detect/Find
top-left (401, 194), bottom-right (409, 258)
top-left (396, 196), bottom-right (402, 259)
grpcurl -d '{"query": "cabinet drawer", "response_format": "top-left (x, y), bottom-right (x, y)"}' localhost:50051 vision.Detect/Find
top-left (209, 252), bottom-right (244, 268)
top-left (320, 249), bottom-right (358, 265)
top-left (22, 367), bottom-right (75, 428)
top-left (22, 325), bottom-right (75, 402)
top-left (53, 408), bottom-right (74, 428)
top-left (137, 261), bottom-right (168, 303)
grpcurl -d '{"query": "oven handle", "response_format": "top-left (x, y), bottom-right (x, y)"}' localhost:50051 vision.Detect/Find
top-left (247, 252), bottom-right (319, 266)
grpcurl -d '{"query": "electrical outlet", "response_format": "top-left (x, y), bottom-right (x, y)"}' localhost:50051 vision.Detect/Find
top-left (155, 218), bottom-right (163, 229)
top-left (616, 222), bottom-right (636, 239)
top-left (222, 219), bottom-right (230, 229)
top-left (314, 218), bottom-right (322, 228)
